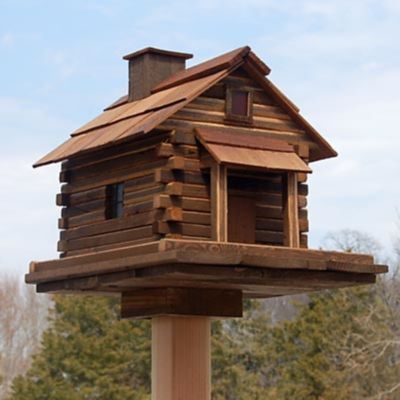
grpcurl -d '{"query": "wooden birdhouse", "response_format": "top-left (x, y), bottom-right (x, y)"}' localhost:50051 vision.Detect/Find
top-left (26, 46), bottom-right (387, 399)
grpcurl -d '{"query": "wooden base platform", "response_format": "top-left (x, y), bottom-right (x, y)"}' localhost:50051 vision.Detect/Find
top-left (27, 239), bottom-right (387, 317)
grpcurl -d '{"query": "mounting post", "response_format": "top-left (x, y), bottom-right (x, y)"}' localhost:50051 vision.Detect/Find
top-left (152, 316), bottom-right (211, 400)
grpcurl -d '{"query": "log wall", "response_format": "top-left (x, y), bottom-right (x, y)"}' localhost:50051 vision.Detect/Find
top-left (153, 139), bottom-right (212, 241)
top-left (57, 67), bottom-right (310, 255)
top-left (57, 132), bottom-right (171, 257)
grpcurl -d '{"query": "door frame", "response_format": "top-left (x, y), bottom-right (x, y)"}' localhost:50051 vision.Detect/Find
top-left (210, 162), bottom-right (300, 248)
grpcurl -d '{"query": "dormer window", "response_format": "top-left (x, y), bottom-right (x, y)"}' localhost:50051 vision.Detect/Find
top-left (226, 87), bottom-right (253, 124)
top-left (106, 182), bottom-right (124, 219)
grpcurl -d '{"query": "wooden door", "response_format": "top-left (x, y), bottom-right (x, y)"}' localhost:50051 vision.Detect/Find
top-left (228, 194), bottom-right (256, 243)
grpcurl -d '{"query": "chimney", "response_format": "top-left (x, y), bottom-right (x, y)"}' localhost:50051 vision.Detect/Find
top-left (123, 47), bottom-right (193, 102)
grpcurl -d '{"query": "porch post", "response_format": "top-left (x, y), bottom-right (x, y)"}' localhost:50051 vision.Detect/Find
top-left (211, 163), bottom-right (228, 242)
top-left (283, 171), bottom-right (300, 248)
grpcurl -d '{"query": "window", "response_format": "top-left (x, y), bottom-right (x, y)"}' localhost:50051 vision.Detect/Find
top-left (106, 182), bottom-right (124, 219)
top-left (226, 87), bottom-right (253, 124)
top-left (231, 91), bottom-right (249, 116)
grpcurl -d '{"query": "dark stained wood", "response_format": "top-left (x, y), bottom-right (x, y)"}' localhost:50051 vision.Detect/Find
top-left (27, 238), bottom-right (387, 308)
top-left (121, 288), bottom-right (243, 318)
top-left (175, 107), bottom-right (304, 133)
top-left (28, 249), bottom-right (179, 283)
top-left (187, 96), bottom-right (292, 121)
top-left (58, 225), bottom-right (154, 252)
top-left (124, 173), bottom-right (156, 192)
top-left (160, 119), bottom-right (313, 148)
top-left (65, 236), bottom-right (161, 257)
top-left (256, 230), bottom-right (284, 245)
top-left (155, 169), bottom-right (210, 185)
top-left (137, 264), bottom-right (376, 290)
top-left (60, 198), bottom-right (106, 219)
top-left (228, 194), bottom-right (256, 244)
top-left (62, 160), bottom-right (167, 195)
top-left (68, 147), bottom-right (159, 180)
top-left (60, 212), bottom-right (155, 241)
top-left (154, 221), bottom-right (211, 238)
top-left (154, 195), bottom-right (211, 212)
top-left (125, 199), bottom-right (154, 216)
top-left (161, 239), bottom-right (381, 269)
top-left (63, 131), bottom-right (169, 171)
top-left (183, 211), bottom-right (211, 225)
top-left (157, 142), bottom-right (199, 158)
top-left (60, 210), bottom-right (105, 229)
top-left (35, 265), bottom-right (376, 298)
top-left (124, 185), bottom-right (164, 205)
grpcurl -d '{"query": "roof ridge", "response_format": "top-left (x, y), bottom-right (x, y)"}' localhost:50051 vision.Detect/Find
top-left (151, 46), bottom-right (251, 93)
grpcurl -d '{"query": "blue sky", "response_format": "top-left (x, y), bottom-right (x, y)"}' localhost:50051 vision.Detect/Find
top-left (1, 0), bottom-right (399, 275)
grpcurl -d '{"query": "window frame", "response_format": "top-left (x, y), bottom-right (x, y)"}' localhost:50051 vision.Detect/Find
top-left (210, 163), bottom-right (300, 248)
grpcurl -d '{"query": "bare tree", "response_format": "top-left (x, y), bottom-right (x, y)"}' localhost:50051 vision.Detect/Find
top-left (323, 229), bottom-right (400, 400)
top-left (0, 274), bottom-right (51, 399)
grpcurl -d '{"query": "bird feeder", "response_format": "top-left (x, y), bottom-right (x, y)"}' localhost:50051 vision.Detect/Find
top-left (26, 46), bottom-right (387, 400)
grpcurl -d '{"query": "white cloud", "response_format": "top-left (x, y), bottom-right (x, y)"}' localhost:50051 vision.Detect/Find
top-left (0, 156), bottom-right (59, 276)
top-left (0, 97), bottom-right (74, 276)
top-left (0, 96), bottom-right (73, 153)
top-left (1, 0), bottom-right (399, 276)
top-left (302, 67), bottom-right (400, 252)
top-left (0, 33), bottom-right (15, 47)
top-left (43, 50), bottom-right (78, 79)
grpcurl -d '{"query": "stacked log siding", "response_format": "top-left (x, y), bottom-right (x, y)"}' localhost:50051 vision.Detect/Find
top-left (57, 68), bottom-right (311, 257)
top-left (154, 139), bottom-right (212, 241)
top-left (57, 133), bottom-right (170, 257)
top-left (159, 68), bottom-right (310, 247)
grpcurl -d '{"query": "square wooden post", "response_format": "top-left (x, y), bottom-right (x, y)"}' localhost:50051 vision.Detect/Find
top-left (283, 172), bottom-right (300, 248)
top-left (211, 163), bottom-right (227, 242)
top-left (152, 316), bottom-right (211, 400)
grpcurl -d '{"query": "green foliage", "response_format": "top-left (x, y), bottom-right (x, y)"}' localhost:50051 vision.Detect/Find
top-left (260, 287), bottom-right (375, 399)
top-left (9, 283), bottom-right (399, 400)
top-left (8, 229), bottom-right (400, 399)
top-left (211, 300), bottom-right (270, 400)
top-left (9, 295), bottom-right (151, 400)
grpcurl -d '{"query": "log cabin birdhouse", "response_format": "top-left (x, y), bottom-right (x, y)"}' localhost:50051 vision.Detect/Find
top-left (26, 46), bottom-right (387, 400)
top-left (26, 46), bottom-right (387, 315)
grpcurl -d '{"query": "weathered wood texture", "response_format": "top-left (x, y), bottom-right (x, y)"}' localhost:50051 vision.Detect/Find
top-left (153, 133), bottom-right (308, 245)
top-left (154, 132), bottom-right (213, 241)
top-left (121, 287), bottom-right (242, 318)
top-left (27, 239), bottom-right (388, 303)
top-left (160, 68), bottom-right (315, 154)
top-left (226, 172), bottom-right (308, 247)
top-left (157, 68), bottom-right (310, 247)
top-left (58, 133), bottom-right (170, 256)
top-left (57, 69), bottom-right (313, 255)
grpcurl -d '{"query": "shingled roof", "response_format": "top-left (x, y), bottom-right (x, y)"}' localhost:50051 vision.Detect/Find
top-left (34, 46), bottom-right (337, 167)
